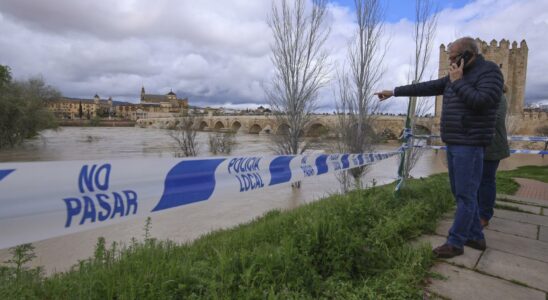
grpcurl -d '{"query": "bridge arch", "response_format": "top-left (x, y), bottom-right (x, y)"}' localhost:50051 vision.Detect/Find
top-left (231, 121), bottom-right (242, 132)
top-left (249, 124), bottom-right (262, 134)
top-left (414, 124), bottom-right (431, 136)
top-left (175, 120), bottom-right (193, 130)
top-left (199, 121), bottom-right (209, 130)
top-left (214, 121), bottom-right (225, 130)
top-left (306, 123), bottom-right (328, 137)
top-left (276, 123), bottom-right (290, 135)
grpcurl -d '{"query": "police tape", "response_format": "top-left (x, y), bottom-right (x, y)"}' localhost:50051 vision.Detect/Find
top-left (413, 145), bottom-right (548, 155)
top-left (507, 136), bottom-right (548, 142)
top-left (0, 150), bottom-right (401, 249)
top-left (411, 134), bottom-right (548, 143)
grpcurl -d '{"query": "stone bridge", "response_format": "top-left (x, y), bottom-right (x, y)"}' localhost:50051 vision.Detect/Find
top-left (136, 115), bottom-right (436, 139)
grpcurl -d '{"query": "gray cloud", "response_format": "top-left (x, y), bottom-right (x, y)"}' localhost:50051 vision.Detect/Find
top-left (0, 0), bottom-right (546, 112)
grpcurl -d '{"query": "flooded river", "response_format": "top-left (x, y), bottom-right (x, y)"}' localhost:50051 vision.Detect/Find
top-left (0, 127), bottom-right (545, 274)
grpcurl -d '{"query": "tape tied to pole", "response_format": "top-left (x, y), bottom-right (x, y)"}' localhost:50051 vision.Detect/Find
top-left (411, 134), bottom-right (548, 143)
top-left (414, 145), bottom-right (548, 155)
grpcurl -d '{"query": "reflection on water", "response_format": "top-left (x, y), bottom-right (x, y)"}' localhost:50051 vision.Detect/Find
top-left (0, 127), bottom-right (545, 274)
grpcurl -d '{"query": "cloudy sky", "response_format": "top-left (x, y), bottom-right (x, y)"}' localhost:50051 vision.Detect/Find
top-left (0, 0), bottom-right (546, 113)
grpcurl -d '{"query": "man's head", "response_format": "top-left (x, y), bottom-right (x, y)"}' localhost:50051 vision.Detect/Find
top-left (448, 37), bottom-right (479, 68)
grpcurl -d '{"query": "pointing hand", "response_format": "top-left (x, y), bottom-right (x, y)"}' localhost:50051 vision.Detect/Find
top-left (374, 90), bottom-right (394, 101)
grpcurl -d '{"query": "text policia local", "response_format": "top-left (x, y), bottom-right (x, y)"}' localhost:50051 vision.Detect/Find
top-left (63, 164), bottom-right (138, 228)
top-left (227, 157), bottom-right (265, 192)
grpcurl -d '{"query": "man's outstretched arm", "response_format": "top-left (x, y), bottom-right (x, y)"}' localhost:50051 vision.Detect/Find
top-left (375, 77), bottom-right (448, 101)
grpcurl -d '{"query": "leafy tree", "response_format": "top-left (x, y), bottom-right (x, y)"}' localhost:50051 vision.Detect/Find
top-left (0, 65), bottom-right (11, 88)
top-left (0, 66), bottom-right (60, 149)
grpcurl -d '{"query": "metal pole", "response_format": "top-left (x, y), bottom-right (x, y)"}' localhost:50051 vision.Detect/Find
top-left (395, 80), bottom-right (418, 193)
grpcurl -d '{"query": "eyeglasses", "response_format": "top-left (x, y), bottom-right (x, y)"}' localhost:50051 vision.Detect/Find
top-left (449, 53), bottom-right (463, 62)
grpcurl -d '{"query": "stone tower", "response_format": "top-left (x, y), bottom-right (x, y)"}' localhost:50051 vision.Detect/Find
top-left (435, 38), bottom-right (528, 118)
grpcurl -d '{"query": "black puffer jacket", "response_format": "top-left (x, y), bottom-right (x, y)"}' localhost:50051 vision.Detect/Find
top-left (395, 55), bottom-right (503, 146)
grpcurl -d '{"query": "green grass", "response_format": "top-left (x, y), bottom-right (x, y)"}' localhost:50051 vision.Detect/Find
top-left (496, 165), bottom-right (548, 195)
top-left (495, 176), bottom-right (520, 195)
top-left (1, 175), bottom-right (455, 299)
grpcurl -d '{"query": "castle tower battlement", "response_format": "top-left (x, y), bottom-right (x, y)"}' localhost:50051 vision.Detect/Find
top-left (435, 38), bottom-right (528, 118)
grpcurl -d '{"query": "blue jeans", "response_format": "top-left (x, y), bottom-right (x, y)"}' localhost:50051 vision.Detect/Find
top-left (446, 145), bottom-right (485, 248)
top-left (478, 160), bottom-right (500, 221)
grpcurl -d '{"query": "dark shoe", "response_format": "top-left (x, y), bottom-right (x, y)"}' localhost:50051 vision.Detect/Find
top-left (480, 218), bottom-right (489, 228)
top-left (465, 239), bottom-right (486, 251)
top-left (433, 243), bottom-right (464, 258)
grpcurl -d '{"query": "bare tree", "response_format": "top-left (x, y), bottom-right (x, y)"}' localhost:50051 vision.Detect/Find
top-left (168, 114), bottom-right (200, 157)
top-left (265, 0), bottom-right (330, 155)
top-left (208, 132), bottom-right (236, 155)
top-left (401, 0), bottom-right (438, 179)
top-left (335, 0), bottom-right (386, 187)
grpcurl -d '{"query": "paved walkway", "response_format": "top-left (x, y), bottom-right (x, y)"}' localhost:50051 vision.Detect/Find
top-left (417, 177), bottom-right (548, 300)
top-left (514, 177), bottom-right (548, 200)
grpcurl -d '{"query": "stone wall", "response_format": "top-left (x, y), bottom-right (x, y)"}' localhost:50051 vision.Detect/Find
top-left (507, 112), bottom-right (548, 136)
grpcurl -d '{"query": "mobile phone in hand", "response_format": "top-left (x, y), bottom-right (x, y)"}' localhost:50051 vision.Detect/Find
top-left (457, 50), bottom-right (472, 67)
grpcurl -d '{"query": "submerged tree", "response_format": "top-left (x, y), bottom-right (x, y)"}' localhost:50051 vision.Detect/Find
top-left (335, 0), bottom-right (386, 188)
top-left (168, 114), bottom-right (200, 157)
top-left (265, 0), bottom-right (330, 155)
top-left (208, 132), bottom-right (236, 155)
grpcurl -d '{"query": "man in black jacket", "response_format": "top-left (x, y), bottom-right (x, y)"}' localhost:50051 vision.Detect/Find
top-left (375, 37), bottom-right (503, 258)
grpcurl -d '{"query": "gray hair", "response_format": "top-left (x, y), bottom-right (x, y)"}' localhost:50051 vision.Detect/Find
top-left (451, 37), bottom-right (479, 55)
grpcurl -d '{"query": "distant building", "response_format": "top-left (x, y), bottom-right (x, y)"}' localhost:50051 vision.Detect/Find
top-left (256, 106), bottom-right (271, 114)
top-left (524, 101), bottom-right (548, 112)
top-left (46, 94), bottom-right (121, 119)
top-left (46, 87), bottom-right (190, 120)
top-left (140, 86), bottom-right (189, 113)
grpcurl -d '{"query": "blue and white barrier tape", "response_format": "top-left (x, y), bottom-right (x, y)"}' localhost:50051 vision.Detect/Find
top-left (508, 149), bottom-right (548, 155)
top-left (0, 151), bottom-right (400, 248)
top-left (507, 136), bottom-right (548, 142)
top-left (414, 145), bottom-right (548, 155)
top-left (402, 128), bottom-right (413, 140)
top-left (411, 134), bottom-right (547, 143)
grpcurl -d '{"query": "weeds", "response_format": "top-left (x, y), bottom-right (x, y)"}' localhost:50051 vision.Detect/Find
top-left (0, 243), bottom-right (43, 299)
top-left (143, 216), bottom-right (152, 242)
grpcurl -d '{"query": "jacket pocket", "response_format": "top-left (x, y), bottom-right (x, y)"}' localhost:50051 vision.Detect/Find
top-left (460, 115), bottom-right (470, 134)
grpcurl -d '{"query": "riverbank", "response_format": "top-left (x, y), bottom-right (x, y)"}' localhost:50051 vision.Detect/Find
top-left (1, 166), bottom-right (546, 298)
top-left (1, 173), bottom-right (454, 298)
